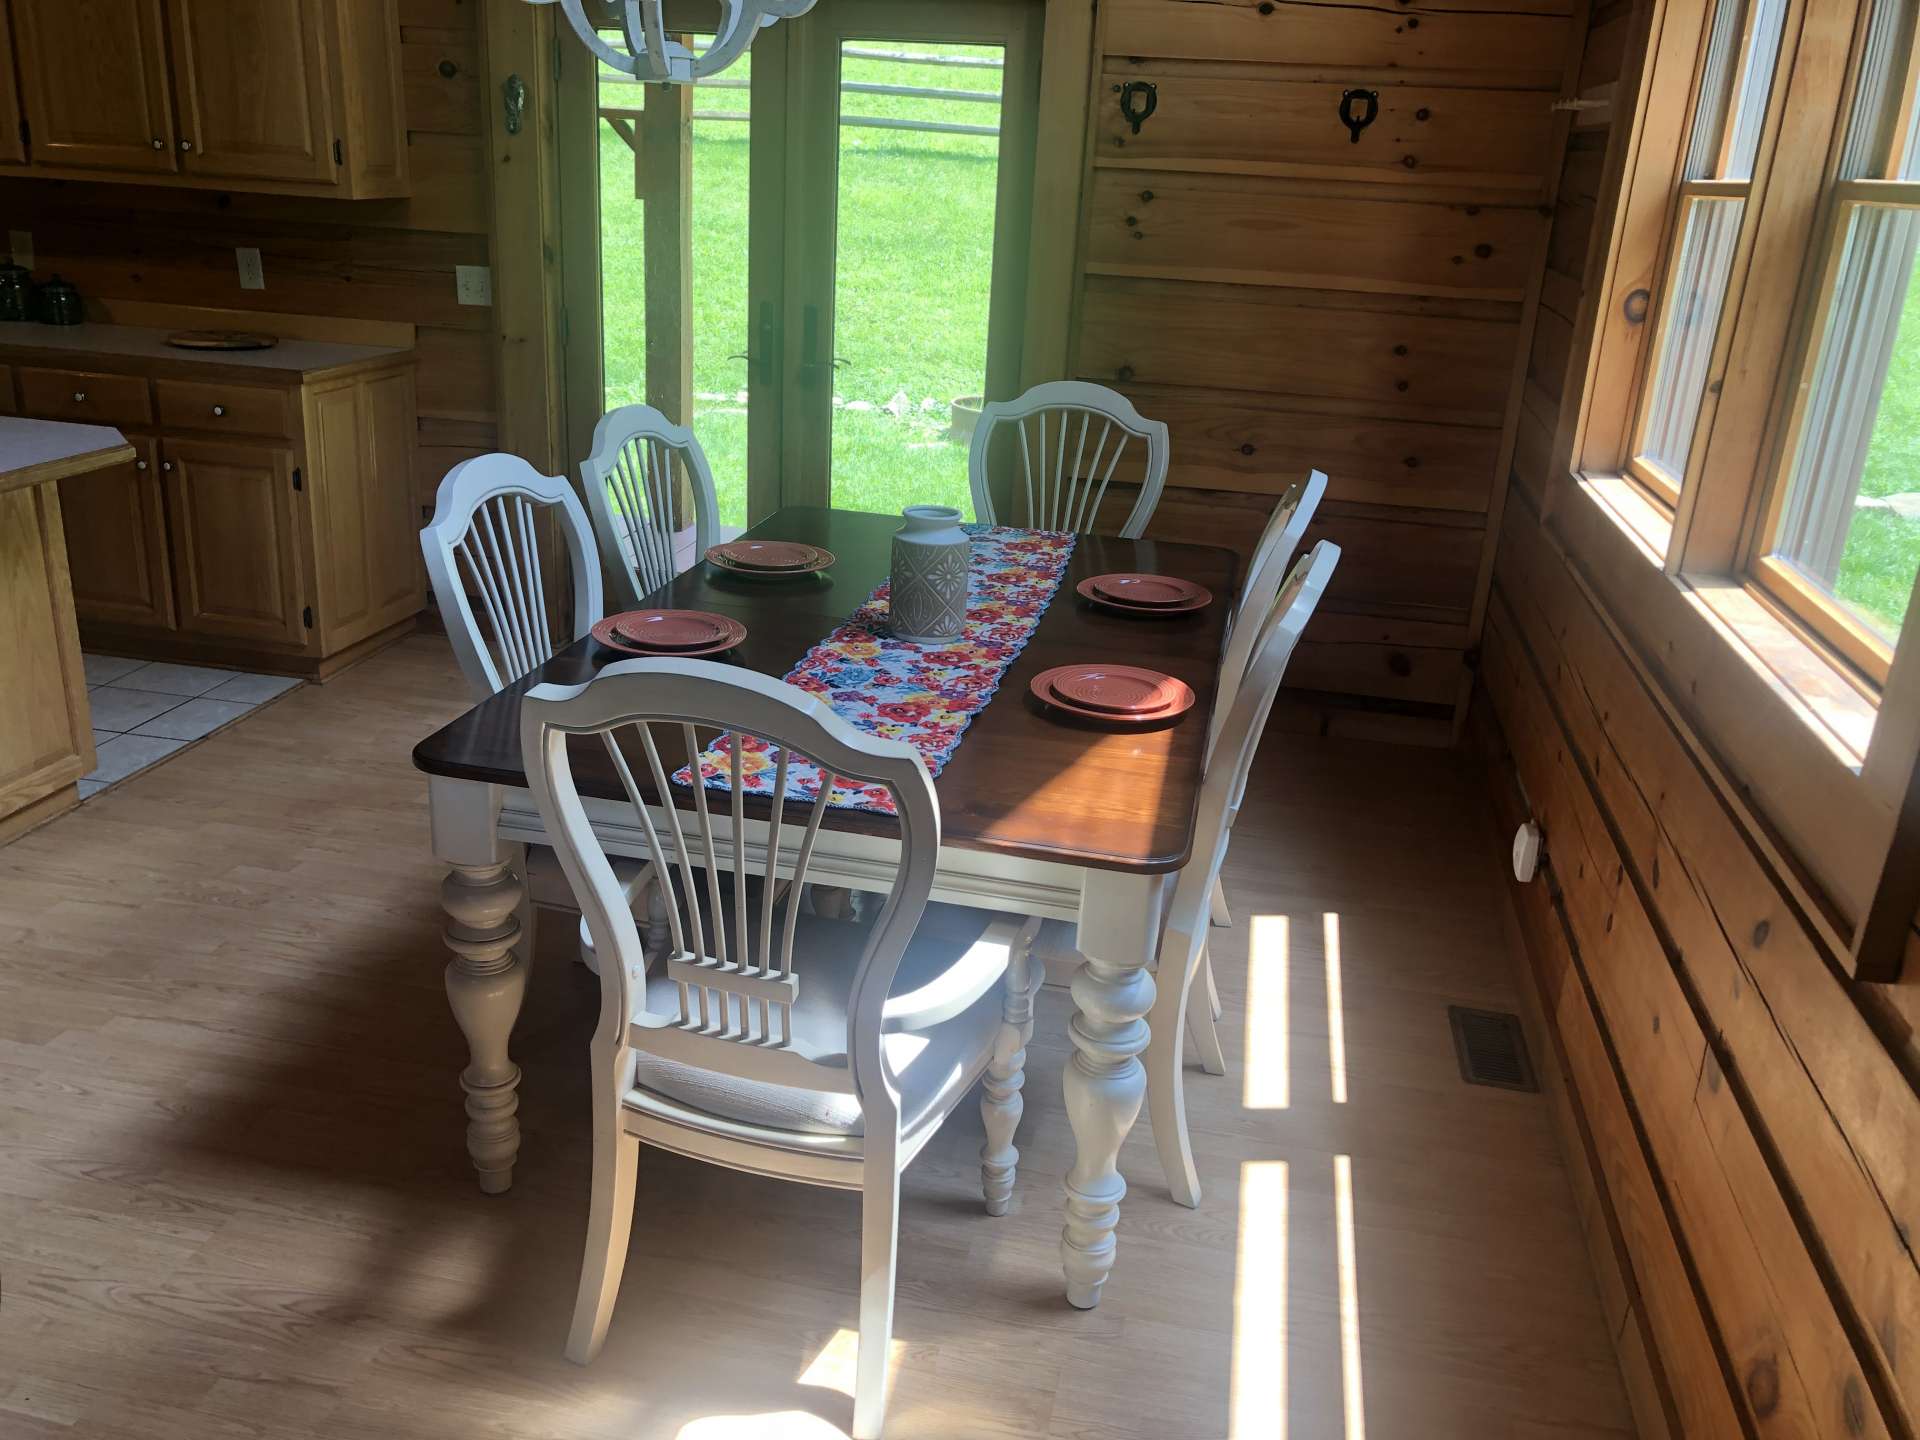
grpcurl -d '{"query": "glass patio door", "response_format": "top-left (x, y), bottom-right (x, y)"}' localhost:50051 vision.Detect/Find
top-left (773, 0), bottom-right (1041, 516)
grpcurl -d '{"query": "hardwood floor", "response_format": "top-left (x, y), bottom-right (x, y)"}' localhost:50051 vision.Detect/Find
top-left (0, 637), bottom-right (1633, 1440)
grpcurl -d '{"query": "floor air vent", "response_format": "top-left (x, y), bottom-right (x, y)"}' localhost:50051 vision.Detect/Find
top-left (1448, 1006), bottom-right (1538, 1092)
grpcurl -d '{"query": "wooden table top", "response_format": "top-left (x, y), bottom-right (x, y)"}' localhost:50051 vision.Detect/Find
top-left (412, 507), bottom-right (1238, 874)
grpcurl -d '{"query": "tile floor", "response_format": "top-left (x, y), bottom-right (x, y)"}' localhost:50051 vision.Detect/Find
top-left (80, 655), bottom-right (302, 798)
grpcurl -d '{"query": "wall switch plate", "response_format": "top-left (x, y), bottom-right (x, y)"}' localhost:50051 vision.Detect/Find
top-left (455, 264), bottom-right (493, 306)
top-left (8, 230), bottom-right (30, 268)
top-left (236, 247), bottom-right (265, 291)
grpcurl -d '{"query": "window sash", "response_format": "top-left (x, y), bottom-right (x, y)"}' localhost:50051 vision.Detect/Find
top-left (1753, 192), bottom-right (1920, 679)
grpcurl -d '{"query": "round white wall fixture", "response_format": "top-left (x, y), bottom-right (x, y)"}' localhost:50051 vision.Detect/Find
top-left (1512, 821), bottom-right (1544, 883)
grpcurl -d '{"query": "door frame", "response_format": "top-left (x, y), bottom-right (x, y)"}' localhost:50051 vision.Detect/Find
top-left (536, 0), bottom-right (1094, 520)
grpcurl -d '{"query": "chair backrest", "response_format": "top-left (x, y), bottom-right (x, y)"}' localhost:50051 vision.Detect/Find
top-left (520, 659), bottom-right (941, 1134)
top-left (968, 381), bottom-right (1169, 538)
top-left (1173, 540), bottom-right (1340, 949)
top-left (581, 404), bottom-right (723, 611)
top-left (421, 454), bottom-right (603, 700)
top-left (1209, 470), bottom-right (1328, 756)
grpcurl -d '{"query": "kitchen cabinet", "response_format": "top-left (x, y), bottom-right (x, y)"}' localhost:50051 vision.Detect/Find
top-left (5, 0), bottom-right (407, 196)
top-left (162, 437), bottom-right (306, 645)
top-left (11, 0), bottom-right (178, 174)
top-left (0, 1), bottom-right (25, 167)
top-left (58, 435), bottom-right (175, 629)
top-left (3, 324), bottom-right (422, 677)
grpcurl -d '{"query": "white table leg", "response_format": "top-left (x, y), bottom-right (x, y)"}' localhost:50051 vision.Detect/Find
top-left (430, 777), bottom-right (527, 1194)
top-left (1061, 869), bottom-right (1163, 1308)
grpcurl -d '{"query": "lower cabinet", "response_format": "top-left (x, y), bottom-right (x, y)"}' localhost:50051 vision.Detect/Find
top-left (7, 348), bottom-right (422, 675)
top-left (161, 437), bottom-right (306, 645)
top-left (58, 435), bottom-right (175, 629)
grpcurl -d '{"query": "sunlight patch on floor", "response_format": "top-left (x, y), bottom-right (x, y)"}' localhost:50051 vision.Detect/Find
top-left (1335, 1154), bottom-right (1368, 1440)
top-left (1243, 914), bottom-right (1289, 1109)
top-left (797, 1326), bottom-right (906, 1399)
top-left (675, 1413), bottom-right (849, 1440)
top-left (1228, 1160), bottom-right (1287, 1438)
top-left (1324, 912), bottom-right (1349, 1105)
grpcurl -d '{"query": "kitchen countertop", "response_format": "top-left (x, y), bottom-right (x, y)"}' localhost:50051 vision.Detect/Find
top-left (0, 416), bottom-right (133, 497)
top-left (0, 322), bottom-right (410, 379)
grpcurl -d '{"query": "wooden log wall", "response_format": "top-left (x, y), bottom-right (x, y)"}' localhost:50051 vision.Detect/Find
top-left (0, 0), bottom-right (494, 535)
top-left (1066, 0), bottom-right (1577, 737)
top-left (1472, 1), bottom-right (1920, 1436)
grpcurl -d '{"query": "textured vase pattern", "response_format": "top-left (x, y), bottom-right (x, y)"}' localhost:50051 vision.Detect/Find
top-left (891, 536), bottom-right (972, 639)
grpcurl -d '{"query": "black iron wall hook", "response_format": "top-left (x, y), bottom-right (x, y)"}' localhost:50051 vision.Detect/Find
top-left (1117, 80), bottom-right (1158, 136)
top-left (1339, 88), bottom-right (1379, 143)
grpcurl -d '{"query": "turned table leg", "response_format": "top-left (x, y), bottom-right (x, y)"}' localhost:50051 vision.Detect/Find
top-left (441, 859), bottom-right (527, 1194)
top-left (428, 776), bottom-right (527, 1194)
top-left (1061, 870), bottom-right (1164, 1309)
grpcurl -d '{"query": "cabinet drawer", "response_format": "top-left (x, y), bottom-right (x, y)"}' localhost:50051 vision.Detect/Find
top-left (16, 367), bottom-right (153, 427)
top-left (155, 378), bottom-right (292, 437)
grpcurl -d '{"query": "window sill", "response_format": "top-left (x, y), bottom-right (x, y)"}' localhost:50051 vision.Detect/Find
top-left (1576, 471), bottom-right (1877, 769)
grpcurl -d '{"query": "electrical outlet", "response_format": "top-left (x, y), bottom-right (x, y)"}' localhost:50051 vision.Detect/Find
top-left (236, 247), bottom-right (265, 291)
top-left (455, 264), bottom-right (493, 306)
top-left (8, 230), bottom-right (30, 268)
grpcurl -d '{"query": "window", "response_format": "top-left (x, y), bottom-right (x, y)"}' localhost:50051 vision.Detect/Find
top-left (1579, 0), bottom-right (1920, 692)
top-left (1630, 0), bottom-right (1791, 504)
top-left (1752, 2), bottom-right (1920, 677)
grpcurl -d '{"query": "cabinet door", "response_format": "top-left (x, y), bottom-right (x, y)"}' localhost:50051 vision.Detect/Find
top-left (0, 2), bottom-right (26, 166)
top-left (169, 0), bottom-right (336, 183)
top-left (162, 439), bottom-right (307, 646)
top-left (59, 436), bottom-right (175, 630)
top-left (12, 0), bottom-right (176, 172)
top-left (305, 371), bottom-right (422, 651)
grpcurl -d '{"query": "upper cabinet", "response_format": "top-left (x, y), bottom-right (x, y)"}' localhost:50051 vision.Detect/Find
top-left (12, 0), bottom-right (177, 174)
top-left (0, 0), bottom-right (408, 197)
top-left (0, 1), bottom-right (24, 165)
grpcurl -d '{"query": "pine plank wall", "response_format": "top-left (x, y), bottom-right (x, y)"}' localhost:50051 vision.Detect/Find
top-left (0, 0), bottom-right (494, 541)
top-left (1471, 0), bottom-right (1920, 1436)
top-left (1066, 0), bottom-right (1578, 736)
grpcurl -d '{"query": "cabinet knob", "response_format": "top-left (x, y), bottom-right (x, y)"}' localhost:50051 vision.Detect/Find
top-left (151, 138), bottom-right (164, 150)
top-left (161, 461), bottom-right (173, 472)
top-left (212, 404), bottom-right (225, 417)
top-left (135, 460), bottom-right (148, 471)
top-left (180, 139), bottom-right (194, 152)
top-left (72, 391), bottom-right (85, 403)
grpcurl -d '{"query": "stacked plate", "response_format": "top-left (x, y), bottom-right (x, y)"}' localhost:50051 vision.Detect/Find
top-left (705, 539), bottom-right (836, 578)
top-left (1029, 664), bottom-right (1195, 725)
top-left (1075, 571), bottom-right (1211, 616)
top-left (591, 609), bottom-right (747, 658)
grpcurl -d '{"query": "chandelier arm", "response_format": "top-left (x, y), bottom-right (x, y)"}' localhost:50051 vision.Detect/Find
top-left (624, 0), bottom-right (675, 83)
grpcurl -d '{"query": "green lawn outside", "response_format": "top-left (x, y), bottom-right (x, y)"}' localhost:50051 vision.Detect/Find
top-left (597, 43), bottom-right (1002, 528)
top-left (1830, 251), bottom-right (1920, 638)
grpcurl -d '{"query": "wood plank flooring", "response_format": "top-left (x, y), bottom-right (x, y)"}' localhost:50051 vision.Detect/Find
top-left (0, 638), bottom-right (1633, 1439)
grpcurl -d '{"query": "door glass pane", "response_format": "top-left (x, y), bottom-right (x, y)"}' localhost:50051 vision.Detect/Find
top-left (1639, 196), bottom-right (1745, 482)
top-left (597, 33), bottom-right (752, 530)
top-left (1770, 204), bottom-right (1920, 640)
top-left (1685, 0), bottom-right (1788, 179)
top-left (826, 40), bottom-right (1004, 516)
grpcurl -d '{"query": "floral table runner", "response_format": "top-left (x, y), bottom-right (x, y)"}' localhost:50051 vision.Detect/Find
top-left (675, 524), bottom-right (1076, 814)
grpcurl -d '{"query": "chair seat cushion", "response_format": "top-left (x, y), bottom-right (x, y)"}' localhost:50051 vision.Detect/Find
top-left (627, 901), bottom-right (1016, 1137)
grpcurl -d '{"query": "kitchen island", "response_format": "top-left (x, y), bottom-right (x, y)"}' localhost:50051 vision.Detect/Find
top-left (0, 417), bottom-right (133, 841)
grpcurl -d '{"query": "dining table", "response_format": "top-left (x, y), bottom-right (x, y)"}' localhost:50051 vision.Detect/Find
top-left (412, 504), bottom-right (1238, 1309)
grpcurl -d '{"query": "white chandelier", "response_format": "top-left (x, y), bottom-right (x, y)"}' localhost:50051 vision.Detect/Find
top-left (532, 0), bottom-right (819, 84)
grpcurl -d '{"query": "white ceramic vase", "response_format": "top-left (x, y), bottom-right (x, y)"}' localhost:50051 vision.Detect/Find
top-left (890, 504), bottom-right (971, 642)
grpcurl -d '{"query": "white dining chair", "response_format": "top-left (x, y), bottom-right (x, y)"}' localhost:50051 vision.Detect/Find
top-left (1208, 469), bottom-right (1328, 931)
top-left (581, 404), bottom-right (723, 611)
top-left (968, 380), bottom-right (1169, 537)
top-left (523, 658), bottom-right (1039, 1440)
top-left (420, 453), bottom-right (657, 973)
top-left (1148, 540), bottom-right (1340, 1209)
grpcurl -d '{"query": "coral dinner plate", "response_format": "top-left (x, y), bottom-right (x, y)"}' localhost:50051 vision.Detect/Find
top-left (1074, 576), bottom-right (1212, 616)
top-left (1028, 664), bottom-right (1195, 725)
top-left (1089, 573), bottom-right (1200, 608)
top-left (591, 612), bottom-right (746, 658)
top-left (708, 540), bottom-right (820, 570)
top-left (613, 609), bottom-right (734, 650)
